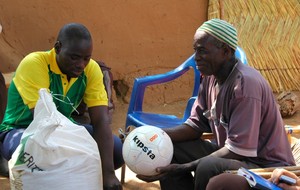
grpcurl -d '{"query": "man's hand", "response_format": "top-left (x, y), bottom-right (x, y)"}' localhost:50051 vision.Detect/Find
top-left (89, 106), bottom-right (122, 190)
top-left (136, 163), bottom-right (195, 182)
top-left (269, 168), bottom-right (300, 190)
top-left (103, 173), bottom-right (123, 190)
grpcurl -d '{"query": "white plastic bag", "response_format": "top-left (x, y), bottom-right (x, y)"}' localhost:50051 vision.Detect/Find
top-left (9, 88), bottom-right (102, 190)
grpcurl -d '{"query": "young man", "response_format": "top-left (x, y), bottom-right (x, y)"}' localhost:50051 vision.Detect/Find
top-left (137, 19), bottom-right (295, 190)
top-left (0, 23), bottom-right (123, 190)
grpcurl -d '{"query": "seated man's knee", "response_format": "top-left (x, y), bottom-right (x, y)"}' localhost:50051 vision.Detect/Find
top-left (196, 156), bottom-right (221, 175)
top-left (2, 129), bottom-right (24, 160)
top-left (194, 156), bottom-right (225, 189)
top-left (206, 173), bottom-right (251, 190)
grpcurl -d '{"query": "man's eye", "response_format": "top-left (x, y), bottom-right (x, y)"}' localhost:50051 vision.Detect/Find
top-left (71, 55), bottom-right (80, 60)
top-left (194, 48), bottom-right (205, 54)
top-left (84, 56), bottom-right (91, 61)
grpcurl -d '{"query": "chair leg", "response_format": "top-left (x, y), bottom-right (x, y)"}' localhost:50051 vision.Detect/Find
top-left (118, 126), bottom-right (135, 184)
top-left (121, 164), bottom-right (126, 184)
top-left (118, 127), bottom-right (128, 184)
top-left (0, 154), bottom-right (8, 177)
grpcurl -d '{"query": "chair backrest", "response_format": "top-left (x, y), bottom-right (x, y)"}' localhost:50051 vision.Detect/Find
top-left (236, 46), bottom-right (248, 65)
top-left (127, 54), bottom-right (201, 114)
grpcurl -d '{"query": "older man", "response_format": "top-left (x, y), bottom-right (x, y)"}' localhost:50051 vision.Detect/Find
top-left (137, 19), bottom-right (295, 190)
top-left (0, 23), bottom-right (123, 190)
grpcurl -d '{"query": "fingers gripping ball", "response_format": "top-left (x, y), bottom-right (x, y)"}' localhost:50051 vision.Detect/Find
top-left (122, 125), bottom-right (174, 176)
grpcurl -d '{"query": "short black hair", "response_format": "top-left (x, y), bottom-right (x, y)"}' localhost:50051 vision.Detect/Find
top-left (56, 23), bottom-right (92, 43)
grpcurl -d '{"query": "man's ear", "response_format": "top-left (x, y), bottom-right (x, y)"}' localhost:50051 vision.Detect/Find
top-left (54, 41), bottom-right (62, 54)
top-left (223, 44), bottom-right (234, 57)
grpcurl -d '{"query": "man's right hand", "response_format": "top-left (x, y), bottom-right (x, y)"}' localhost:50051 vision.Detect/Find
top-left (103, 173), bottom-right (123, 190)
top-left (136, 162), bottom-right (196, 182)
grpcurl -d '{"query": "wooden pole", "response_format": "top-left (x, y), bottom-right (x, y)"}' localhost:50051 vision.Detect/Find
top-left (219, 0), bottom-right (224, 19)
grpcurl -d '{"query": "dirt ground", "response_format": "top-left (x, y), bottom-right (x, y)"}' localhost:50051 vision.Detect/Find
top-left (1, 92), bottom-right (299, 190)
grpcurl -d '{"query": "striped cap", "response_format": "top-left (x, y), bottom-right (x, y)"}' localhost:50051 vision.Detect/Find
top-left (197, 19), bottom-right (238, 50)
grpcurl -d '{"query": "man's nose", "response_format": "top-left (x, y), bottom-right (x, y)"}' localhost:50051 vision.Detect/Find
top-left (76, 60), bottom-right (87, 69)
top-left (194, 53), bottom-right (201, 62)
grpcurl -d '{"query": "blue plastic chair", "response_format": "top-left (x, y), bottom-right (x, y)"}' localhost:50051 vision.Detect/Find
top-left (125, 46), bottom-right (248, 130)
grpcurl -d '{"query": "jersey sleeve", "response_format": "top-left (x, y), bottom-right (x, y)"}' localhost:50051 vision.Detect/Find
top-left (13, 52), bottom-right (50, 109)
top-left (83, 60), bottom-right (108, 107)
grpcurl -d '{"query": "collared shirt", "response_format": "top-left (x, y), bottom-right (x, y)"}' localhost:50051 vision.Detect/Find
top-left (0, 48), bottom-right (108, 131)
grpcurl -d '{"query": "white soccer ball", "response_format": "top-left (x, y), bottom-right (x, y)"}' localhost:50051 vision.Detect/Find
top-left (122, 125), bottom-right (174, 176)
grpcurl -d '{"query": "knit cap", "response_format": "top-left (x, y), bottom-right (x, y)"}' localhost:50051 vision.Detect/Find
top-left (197, 18), bottom-right (238, 50)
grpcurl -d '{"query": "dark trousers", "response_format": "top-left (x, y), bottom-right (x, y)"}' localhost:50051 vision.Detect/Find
top-left (159, 139), bottom-right (259, 190)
